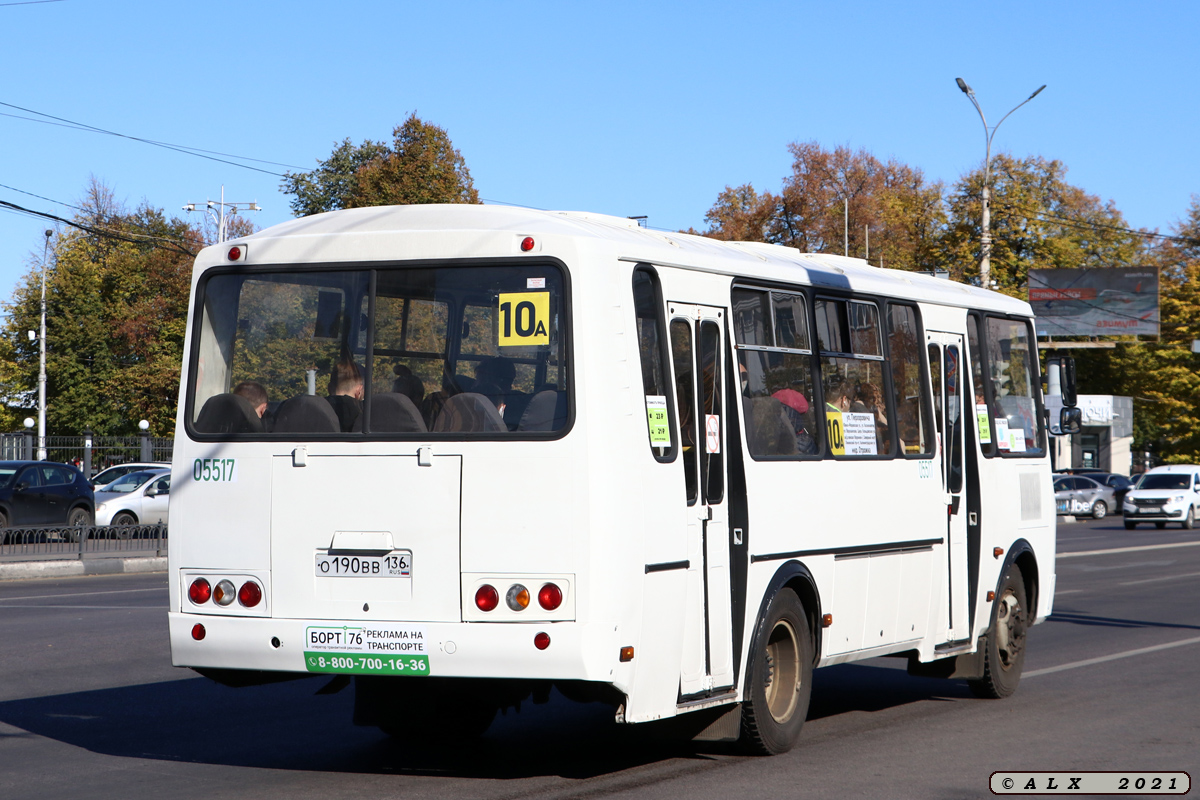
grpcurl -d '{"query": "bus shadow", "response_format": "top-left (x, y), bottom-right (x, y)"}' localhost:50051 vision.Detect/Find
top-left (806, 661), bottom-right (973, 720)
top-left (0, 663), bottom-right (972, 777)
top-left (0, 676), bottom-right (704, 779)
top-left (1047, 611), bottom-right (1200, 632)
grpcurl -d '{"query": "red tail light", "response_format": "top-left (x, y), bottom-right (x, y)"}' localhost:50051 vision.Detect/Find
top-left (238, 581), bottom-right (262, 607)
top-left (538, 583), bottom-right (562, 611)
top-left (475, 584), bottom-right (499, 612)
top-left (534, 632), bottom-right (551, 650)
top-left (188, 578), bottom-right (211, 605)
top-left (191, 623), bottom-right (206, 641)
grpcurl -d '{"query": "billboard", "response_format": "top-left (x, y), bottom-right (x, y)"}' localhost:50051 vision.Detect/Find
top-left (1028, 268), bottom-right (1159, 337)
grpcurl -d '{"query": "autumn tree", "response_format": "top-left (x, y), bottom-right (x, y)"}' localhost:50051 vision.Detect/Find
top-left (0, 180), bottom-right (201, 436)
top-left (702, 141), bottom-right (947, 272)
top-left (281, 113), bottom-right (479, 217)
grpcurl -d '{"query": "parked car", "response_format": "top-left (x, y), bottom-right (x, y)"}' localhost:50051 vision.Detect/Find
top-left (1056, 471), bottom-right (1135, 507)
top-left (93, 469), bottom-right (171, 532)
top-left (1053, 474), bottom-right (1117, 519)
top-left (0, 460), bottom-right (95, 541)
top-left (91, 462), bottom-right (170, 489)
top-left (1122, 464), bottom-right (1200, 530)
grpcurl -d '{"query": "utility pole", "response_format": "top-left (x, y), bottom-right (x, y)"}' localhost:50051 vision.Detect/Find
top-left (37, 229), bottom-right (50, 460)
top-left (184, 186), bottom-right (261, 243)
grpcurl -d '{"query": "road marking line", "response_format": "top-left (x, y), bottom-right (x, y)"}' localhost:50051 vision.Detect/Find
top-left (0, 587), bottom-right (165, 602)
top-left (1057, 541), bottom-right (1200, 559)
top-left (1119, 570), bottom-right (1200, 586)
top-left (1025, 635), bottom-right (1200, 678)
top-left (1053, 589), bottom-right (1084, 595)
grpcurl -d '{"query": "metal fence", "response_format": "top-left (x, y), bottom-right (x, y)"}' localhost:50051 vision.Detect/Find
top-left (0, 524), bottom-right (167, 562)
top-left (0, 432), bottom-right (173, 476)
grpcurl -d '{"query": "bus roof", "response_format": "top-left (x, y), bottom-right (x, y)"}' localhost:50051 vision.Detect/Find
top-left (216, 203), bottom-right (1032, 317)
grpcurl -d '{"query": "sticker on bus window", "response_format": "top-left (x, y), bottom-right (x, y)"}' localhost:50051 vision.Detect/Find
top-left (826, 408), bottom-right (845, 456)
top-left (976, 403), bottom-right (992, 444)
top-left (995, 418), bottom-right (1010, 451)
top-left (498, 292), bottom-right (550, 346)
top-left (842, 412), bottom-right (878, 456)
top-left (1009, 427), bottom-right (1027, 453)
top-left (526, 277), bottom-right (546, 289)
top-left (705, 415), bottom-right (721, 454)
top-left (646, 396), bottom-right (671, 446)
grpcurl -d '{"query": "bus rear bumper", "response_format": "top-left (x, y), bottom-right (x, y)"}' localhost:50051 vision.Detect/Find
top-left (168, 613), bottom-right (608, 683)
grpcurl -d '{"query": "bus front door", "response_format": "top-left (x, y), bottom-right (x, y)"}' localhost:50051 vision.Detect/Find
top-left (926, 331), bottom-right (970, 644)
top-left (669, 303), bottom-right (735, 698)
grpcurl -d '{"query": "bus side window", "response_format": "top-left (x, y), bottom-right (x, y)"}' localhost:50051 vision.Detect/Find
top-left (670, 319), bottom-right (699, 505)
top-left (886, 303), bottom-right (934, 456)
top-left (633, 267), bottom-right (675, 460)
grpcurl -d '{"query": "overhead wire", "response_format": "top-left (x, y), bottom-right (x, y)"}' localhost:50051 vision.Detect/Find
top-left (0, 199), bottom-right (198, 257)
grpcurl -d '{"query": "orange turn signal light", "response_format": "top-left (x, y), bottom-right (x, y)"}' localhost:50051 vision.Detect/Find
top-left (620, 646), bottom-right (634, 662)
top-left (993, 547), bottom-right (1004, 559)
top-left (822, 614), bottom-right (833, 628)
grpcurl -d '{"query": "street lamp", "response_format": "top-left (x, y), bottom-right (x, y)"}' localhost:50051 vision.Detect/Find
top-left (955, 78), bottom-right (1046, 289)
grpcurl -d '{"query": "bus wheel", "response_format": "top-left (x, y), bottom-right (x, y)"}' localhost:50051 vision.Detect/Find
top-left (740, 588), bottom-right (812, 755)
top-left (969, 568), bottom-right (1027, 699)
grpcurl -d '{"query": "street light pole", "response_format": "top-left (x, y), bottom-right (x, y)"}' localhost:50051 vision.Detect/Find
top-left (183, 185), bottom-right (261, 243)
top-left (37, 229), bottom-right (51, 461)
top-left (955, 78), bottom-right (1046, 289)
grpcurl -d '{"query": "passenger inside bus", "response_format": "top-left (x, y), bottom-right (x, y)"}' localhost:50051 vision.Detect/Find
top-left (327, 350), bottom-right (365, 432)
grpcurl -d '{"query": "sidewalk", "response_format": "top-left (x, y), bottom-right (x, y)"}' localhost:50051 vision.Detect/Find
top-left (0, 556), bottom-right (166, 581)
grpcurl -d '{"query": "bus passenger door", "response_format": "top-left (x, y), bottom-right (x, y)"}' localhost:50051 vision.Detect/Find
top-left (669, 303), bottom-right (735, 697)
top-left (926, 331), bottom-right (970, 643)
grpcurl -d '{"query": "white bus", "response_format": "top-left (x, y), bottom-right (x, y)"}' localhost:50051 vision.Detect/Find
top-left (168, 204), bottom-right (1065, 754)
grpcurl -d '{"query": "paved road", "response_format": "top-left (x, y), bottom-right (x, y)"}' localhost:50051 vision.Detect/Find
top-left (1, 518), bottom-right (1197, 799)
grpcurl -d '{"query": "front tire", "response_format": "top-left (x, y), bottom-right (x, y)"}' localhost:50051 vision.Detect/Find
top-left (1183, 508), bottom-right (1195, 530)
top-left (969, 568), bottom-right (1028, 699)
top-left (740, 588), bottom-right (813, 755)
top-left (1091, 500), bottom-right (1108, 520)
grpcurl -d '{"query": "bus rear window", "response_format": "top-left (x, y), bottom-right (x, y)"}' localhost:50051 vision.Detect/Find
top-left (188, 263), bottom-right (568, 438)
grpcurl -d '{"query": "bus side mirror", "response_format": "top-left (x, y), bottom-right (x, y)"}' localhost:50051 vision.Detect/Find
top-left (1060, 406), bottom-right (1082, 435)
top-left (1060, 357), bottom-right (1077, 407)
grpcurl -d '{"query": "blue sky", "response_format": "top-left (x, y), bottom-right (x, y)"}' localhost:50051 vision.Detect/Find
top-left (1, 0), bottom-right (1198, 301)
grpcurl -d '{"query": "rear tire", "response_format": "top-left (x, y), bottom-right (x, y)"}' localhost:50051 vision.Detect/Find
top-left (1091, 500), bottom-right (1108, 520)
top-left (68, 507), bottom-right (92, 528)
top-left (969, 568), bottom-right (1028, 699)
top-left (740, 587), bottom-right (813, 755)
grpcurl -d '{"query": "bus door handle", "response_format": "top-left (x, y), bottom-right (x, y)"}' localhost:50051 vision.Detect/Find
top-left (697, 506), bottom-right (712, 522)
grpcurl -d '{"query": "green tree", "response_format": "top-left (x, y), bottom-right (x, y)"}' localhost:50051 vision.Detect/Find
top-left (941, 155), bottom-right (1147, 292)
top-left (1075, 196), bottom-right (1200, 464)
top-left (281, 113), bottom-right (479, 216)
top-left (0, 180), bottom-right (201, 436)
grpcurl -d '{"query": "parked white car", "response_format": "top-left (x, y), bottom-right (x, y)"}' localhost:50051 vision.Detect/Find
top-left (91, 462), bottom-right (170, 489)
top-left (94, 469), bottom-right (171, 530)
top-left (1122, 464), bottom-right (1200, 530)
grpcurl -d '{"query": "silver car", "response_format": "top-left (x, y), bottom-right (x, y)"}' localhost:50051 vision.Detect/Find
top-left (1054, 474), bottom-right (1118, 520)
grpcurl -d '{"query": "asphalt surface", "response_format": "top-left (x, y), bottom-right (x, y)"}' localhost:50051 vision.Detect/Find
top-left (0, 516), bottom-right (1197, 799)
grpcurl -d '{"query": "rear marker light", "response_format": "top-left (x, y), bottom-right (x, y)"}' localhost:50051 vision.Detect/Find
top-left (534, 632), bottom-right (551, 650)
top-left (520, 236), bottom-right (535, 252)
top-left (213, 579), bottom-right (237, 606)
top-left (191, 623), bottom-right (206, 641)
top-left (227, 245), bottom-right (242, 261)
top-left (475, 584), bottom-right (499, 612)
top-left (238, 581), bottom-right (263, 607)
top-left (188, 578), bottom-right (211, 605)
top-left (506, 584), bottom-right (530, 611)
top-left (538, 583), bottom-right (563, 611)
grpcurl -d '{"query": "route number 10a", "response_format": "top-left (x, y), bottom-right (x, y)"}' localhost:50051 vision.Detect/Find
top-left (498, 292), bottom-right (550, 346)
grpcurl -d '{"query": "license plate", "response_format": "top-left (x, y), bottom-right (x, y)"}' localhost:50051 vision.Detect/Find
top-left (1139, 507), bottom-right (1161, 514)
top-left (315, 551), bottom-right (411, 578)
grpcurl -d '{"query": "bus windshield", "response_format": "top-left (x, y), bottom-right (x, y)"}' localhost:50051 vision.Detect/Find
top-left (188, 263), bottom-right (568, 437)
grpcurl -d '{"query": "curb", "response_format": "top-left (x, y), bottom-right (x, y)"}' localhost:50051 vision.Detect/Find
top-left (0, 557), bottom-right (167, 581)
